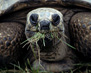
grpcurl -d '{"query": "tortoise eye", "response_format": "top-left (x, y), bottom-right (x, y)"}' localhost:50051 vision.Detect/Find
top-left (30, 14), bottom-right (38, 26)
top-left (52, 14), bottom-right (60, 26)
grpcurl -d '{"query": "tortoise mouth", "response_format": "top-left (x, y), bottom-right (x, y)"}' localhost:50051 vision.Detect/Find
top-left (25, 29), bottom-right (61, 41)
top-left (25, 29), bottom-right (62, 50)
top-left (39, 30), bottom-right (50, 34)
top-left (37, 36), bottom-right (54, 53)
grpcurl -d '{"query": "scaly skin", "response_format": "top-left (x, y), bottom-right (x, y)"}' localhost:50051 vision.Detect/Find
top-left (70, 12), bottom-right (91, 58)
top-left (0, 22), bottom-right (26, 68)
top-left (0, 4), bottom-right (91, 72)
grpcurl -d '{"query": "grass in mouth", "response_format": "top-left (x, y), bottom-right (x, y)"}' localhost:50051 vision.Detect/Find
top-left (21, 31), bottom-right (76, 50)
top-left (21, 32), bottom-right (45, 45)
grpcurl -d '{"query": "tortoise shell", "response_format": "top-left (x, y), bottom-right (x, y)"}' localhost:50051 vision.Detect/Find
top-left (0, 0), bottom-right (91, 16)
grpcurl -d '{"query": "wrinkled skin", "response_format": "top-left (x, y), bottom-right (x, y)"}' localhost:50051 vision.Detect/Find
top-left (0, 1), bottom-right (91, 72)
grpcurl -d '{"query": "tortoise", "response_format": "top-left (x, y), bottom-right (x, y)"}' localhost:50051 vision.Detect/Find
top-left (0, 0), bottom-right (91, 72)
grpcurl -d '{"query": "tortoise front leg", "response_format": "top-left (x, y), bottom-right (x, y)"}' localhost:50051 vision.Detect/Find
top-left (70, 12), bottom-right (91, 58)
top-left (0, 22), bottom-right (25, 68)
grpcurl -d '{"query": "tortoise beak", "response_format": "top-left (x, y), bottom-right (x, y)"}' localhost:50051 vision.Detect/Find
top-left (39, 20), bottom-right (50, 33)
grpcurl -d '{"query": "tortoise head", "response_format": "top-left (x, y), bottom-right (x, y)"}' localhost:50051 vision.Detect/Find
top-left (25, 8), bottom-right (64, 39)
top-left (25, 8), bottom-right (67, 61)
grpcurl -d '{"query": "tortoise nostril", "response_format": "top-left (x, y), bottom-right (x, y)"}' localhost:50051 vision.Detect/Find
top-left (40, 20), bottom-right (50, 30)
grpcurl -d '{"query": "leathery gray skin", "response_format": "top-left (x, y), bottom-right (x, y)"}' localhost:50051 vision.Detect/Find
top-left (25, 8), bottom-right (74, 72)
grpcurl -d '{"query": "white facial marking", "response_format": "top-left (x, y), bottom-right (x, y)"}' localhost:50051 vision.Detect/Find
top-left (27, 8), bottom-right (64, 32)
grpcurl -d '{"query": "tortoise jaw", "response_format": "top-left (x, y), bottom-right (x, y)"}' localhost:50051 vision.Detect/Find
top-left (39, 30), bottom-right (50, 34)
